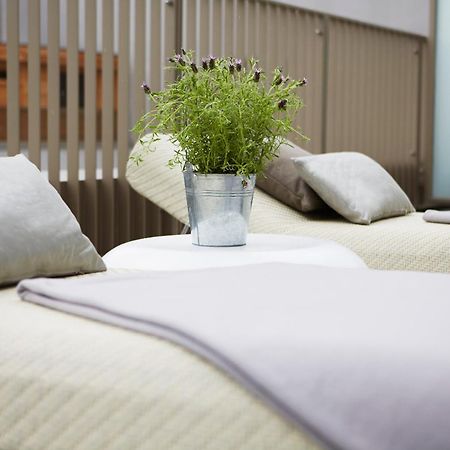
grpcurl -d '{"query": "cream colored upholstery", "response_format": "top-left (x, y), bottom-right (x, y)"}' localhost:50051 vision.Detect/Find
top-left (127, 136), bottom-right (450, 273)
top-left (0, 279), bottom-right (322, 450)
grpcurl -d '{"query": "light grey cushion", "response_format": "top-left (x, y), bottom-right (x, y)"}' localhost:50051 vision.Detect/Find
top-left (256, 142), bottom-right (327, 212)
top-left (292, 152), bottom-right (415, 224)
top-left (0, 154), bottom-right (105, 286)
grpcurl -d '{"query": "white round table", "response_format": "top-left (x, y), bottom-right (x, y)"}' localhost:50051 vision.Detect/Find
top-left (103, 234), bottom-right (366, 271)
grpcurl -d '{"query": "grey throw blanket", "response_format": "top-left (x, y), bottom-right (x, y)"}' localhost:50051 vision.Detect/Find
top-left (18, 264), bottom-right (450, 450)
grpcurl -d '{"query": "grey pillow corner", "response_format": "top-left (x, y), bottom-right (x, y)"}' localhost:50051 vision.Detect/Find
top-left (256, 141), bottom-right (327, 213)
top-left (292, 151), bottom-right (415, 225)
top-left (0, 155), bottom-right (105, 287)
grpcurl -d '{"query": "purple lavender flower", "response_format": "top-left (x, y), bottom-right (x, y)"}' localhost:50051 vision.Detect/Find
top-left (208, 55), bottom-right (216, 70)
top-left (229, 62), bottom-right (235, 74)
top-left (235, 59), bottom-right (242, 72)
top-left (191, 62), bottom-right (198, 73)
top-left (274, 74), bottom-right (289, 86)
top-left (253, 68), bottom-right (262, 82)
top-left (278, 99), bottom-right (287, 110)
top-left (170, 54), bottom-right (185, 66)
top-left (181, 48), bottom-right (187, 55)
top-left (176, 54), bottom-right (186, 66)
top-left (141, 82), bottom-right (151, 95)
top-left (299, 77), bottom-right (307, 87)
top-left (202, 58), bottom-right (208, 70)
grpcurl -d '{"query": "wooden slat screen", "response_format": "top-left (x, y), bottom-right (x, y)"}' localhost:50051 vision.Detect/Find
top-left (2, 0), bottom-right (429, 255)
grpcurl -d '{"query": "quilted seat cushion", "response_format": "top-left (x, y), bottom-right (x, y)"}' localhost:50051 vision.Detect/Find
top-left (126, 136), bottom-right (450, 273)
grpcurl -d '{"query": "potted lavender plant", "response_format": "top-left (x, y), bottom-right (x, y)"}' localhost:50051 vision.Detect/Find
top-left (133, 50), bottom-right (306, 246)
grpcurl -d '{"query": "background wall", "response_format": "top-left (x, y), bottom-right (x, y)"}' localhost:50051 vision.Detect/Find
top-left (273, 0), bottom-right (430, 36)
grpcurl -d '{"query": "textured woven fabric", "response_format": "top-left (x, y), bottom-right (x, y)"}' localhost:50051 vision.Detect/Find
top-left (0, 279), bottom-right (323, 450)
top-left (127, 137), bottom-right (450, 273)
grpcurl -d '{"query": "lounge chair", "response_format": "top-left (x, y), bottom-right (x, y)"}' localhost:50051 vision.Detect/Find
top-left (126, 135), bottom-right (450, 273)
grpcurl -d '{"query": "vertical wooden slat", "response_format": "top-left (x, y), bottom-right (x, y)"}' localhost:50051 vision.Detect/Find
top-left (175, 0), bottom-right (183, 55)
top-left (254, 0), bottom-right (260, 60)
top-left (285, 7), bottom-right (295, 96)
top-left (316, 14), bottom-right (327, 153)
top-left (164, 0), bottom-right (181, 235)
top-left (6, 0), bottom-right (19, 156)
top-left (195, 0), bottom-right (201, 56)
top-left (411, 38), bottom-right (421, 204)
top-left (208, 0), bottom-right (214, 54)
top-left (84, 0), bottom-right (98, 246)
top-left (47, 0), bottom-right (60, 187)
top-left (212, 0), bottom-right (222, 56)
top-left (231, 0), bottom-right (237, 54)
top-left (235, 0), bottom-right (245, 58)
top-left (131, 0), bottom-right (146, 240)
top-left (243, 0), bottom-right (250, 59)
top-left (164, 0), bottom-right (176, 82)
top-left (67, 0), bottom-right (80, 219)
top-left (118, 0), bottom-right (130, 242)
top-left (265, 3), bottom-right (275, 73)
top-left (185, 0), bottom-right (196, 57)
top-left (258, 1), bottom-right (269, 73)
top-left (224, 0), bottom-right (233, 55)
top-left (151, 0), bottom-right (162, 90)
top-left (220, 0), bottom-right (226, 56)
top-left (101, 0), bottom-right (115, 251)
top-left (418, 41), bottom-right (429, 205)
top-left (28, 0), bottom-right (41, 166)
top-left (285, 7), bottom-right (294, 72)
top-left (422, 0), bottom-right (436, 206)
top-left (144, 0), bottom-right (162, 237)
top-left (199, 0), bottom-right (209, 58)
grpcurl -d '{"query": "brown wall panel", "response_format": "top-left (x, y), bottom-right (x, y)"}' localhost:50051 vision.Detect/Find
top-left (325, 19), bottom-right (422, 202)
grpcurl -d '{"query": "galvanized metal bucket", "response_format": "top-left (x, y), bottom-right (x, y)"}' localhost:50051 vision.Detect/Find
top-left (183, 170), bottom-right (256, 247)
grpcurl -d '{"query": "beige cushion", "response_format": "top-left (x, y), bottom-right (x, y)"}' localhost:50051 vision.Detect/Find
top-left (0, 155), bottom-right (105, 286)
top-left (256, 142), bottom-right (326, 212)
top-left (126, 137), bottom-right (450, 273)
top-left (292, 152), bottom-right (415, 224)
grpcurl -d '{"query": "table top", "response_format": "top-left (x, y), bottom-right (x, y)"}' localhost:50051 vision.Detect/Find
top-left (103, 234), bottom-right (366, 271)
